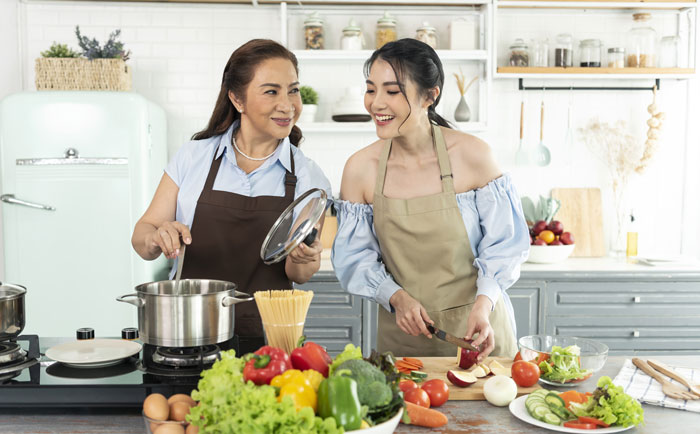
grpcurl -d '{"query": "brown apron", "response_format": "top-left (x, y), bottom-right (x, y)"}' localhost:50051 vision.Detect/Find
top-left (373, 124), bottom-right (517, 358)
top-left (180, 145), bottom-right (295, 352)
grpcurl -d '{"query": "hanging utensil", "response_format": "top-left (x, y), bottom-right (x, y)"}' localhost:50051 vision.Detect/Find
top-left (533, 98), bottom-right (551, 166)
top-left (515, 100), bottom-right (529, 166)
top-left (563, 87), bottom-right (574, 153)
top-left (174, 244), bottom-right (186, 295)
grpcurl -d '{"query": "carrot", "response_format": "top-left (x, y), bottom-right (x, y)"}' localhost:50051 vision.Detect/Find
top-left (559, 390), bottom-right (588, 410)
top-left (402, 357), bottom-right (424, 368)
top-left (403, 401), bottom-right (448, 428)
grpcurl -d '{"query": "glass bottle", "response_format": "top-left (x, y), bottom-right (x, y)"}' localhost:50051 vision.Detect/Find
top-left (376, 11), bottom-right (397, 49)
top-left (626, 13), bottom-right (657, 67)
top-left (554, 33), bottom-right (573, 67)
top-left (509, 38), bottom-right (529, 67)
top-left (415, 22), bottom-right (438, 49)
top-left (303, 11), bottom-right (325, 50)
top-left (607, 47), bottom-right (625, 68)
top-left (530, 38), bottom-right (549, 67)
top-left (659, 35), bottom-right (680, 67)
top-left (626, 212), bottom-right (638, 257)
top-left (579, 39), bottom-right (602, 67)
top-left (340, 19), bottom-right (363, 50)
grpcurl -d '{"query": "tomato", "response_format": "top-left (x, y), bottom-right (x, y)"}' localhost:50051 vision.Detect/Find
top-left (513, 352), bottom-right (523, 362)
top-left (404, 387), bottom-right (431, 408)
top-left (563, 422), bottom-right (597, 430)
top-left (399, 379), bottom-right (418, 393)
top-left (578, 416), bottom-right (610, 428)
top-left (421, 379), bottom-right (449, 407)
top-left (511, 360), bottom-right (540, 387)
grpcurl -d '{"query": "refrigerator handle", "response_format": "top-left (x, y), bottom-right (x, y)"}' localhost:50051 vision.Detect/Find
top-left (0, 194), bottom-right (56, 211)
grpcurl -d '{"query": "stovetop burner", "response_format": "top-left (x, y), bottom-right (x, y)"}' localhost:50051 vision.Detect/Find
top-left (0, 341), bottom-right (25, 366)
top-left (153, 344), bottom-right (220, 367)
top-left (0, 335), bottom-right (39, 385)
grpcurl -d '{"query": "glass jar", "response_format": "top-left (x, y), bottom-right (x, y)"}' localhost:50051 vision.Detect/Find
top-left (607, 47), bottom-right (625, 68)
top-left (340, 19), bottom-right (363, 50)
top-left (509, 38), bottom-right (529, 67)
top-left (659, 35), bottom-right (680, 67)
top-left (554, 34), bottom-right (573, 67)
top-left (530, 38), bottom-right (549, 67)
top-left (626, 13), bottom-right (657, 67)
top-left (303, 11), bottom-right (324, 50)
top-left (376, 11), bottom-right (397, 49)
top-left (579, 39), bottom-right (602, 67)
top-left (415, 22), bottom-right (438, 49)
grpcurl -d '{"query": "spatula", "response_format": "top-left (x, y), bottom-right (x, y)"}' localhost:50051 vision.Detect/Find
top-left (533, 99), bottom-right (551, 166)
top-left (174, 244), bottom-right (186, 295)
top-left (515, 101), bottom-right (529, 166)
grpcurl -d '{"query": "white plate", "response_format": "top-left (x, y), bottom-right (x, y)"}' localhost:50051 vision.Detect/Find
top-left (46, 339), bottom-right (141, 368)
top-left (509, 395), bottom-right (634, 433)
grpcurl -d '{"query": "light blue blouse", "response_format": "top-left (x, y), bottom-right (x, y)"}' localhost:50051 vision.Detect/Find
top-left (165, 121), bottom-right (332, 277)
top-left (331, 174), bottom-right (530, 337)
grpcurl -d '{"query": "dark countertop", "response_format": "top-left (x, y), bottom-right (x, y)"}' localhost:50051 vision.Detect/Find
top-left (0, 356), bottom-right (698, 433)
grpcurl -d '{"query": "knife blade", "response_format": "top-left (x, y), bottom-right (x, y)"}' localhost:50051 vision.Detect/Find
top-left (425, 323), bottom-right (479, 352)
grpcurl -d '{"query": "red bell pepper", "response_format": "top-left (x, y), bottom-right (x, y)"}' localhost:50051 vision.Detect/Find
top-left (290, 336), bottom-right (332, 377)
top-left (242, 346), bottom-right (291, 385)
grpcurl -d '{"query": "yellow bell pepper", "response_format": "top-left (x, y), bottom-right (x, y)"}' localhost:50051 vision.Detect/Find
top-left (302, 369), bottom-right (324, 392)
top-left (271, 369), bottom-right (317, 412)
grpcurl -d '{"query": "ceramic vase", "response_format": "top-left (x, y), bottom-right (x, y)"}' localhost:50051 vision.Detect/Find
top-left (454, 95), bottom-right (471, 122)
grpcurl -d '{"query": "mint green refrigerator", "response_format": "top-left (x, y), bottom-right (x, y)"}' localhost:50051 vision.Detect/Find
top-left (0, 91), bottom-right (168, 337)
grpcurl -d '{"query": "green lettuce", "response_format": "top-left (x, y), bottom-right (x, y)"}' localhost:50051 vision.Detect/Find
top-left (187, 350), bottom-right (343, 434)
top-left (328, 343), bottom-right (363, 376)
top-left (539, 345), bottom-right (591, 383)
top-left (570, 376), bottom-right (644, 427)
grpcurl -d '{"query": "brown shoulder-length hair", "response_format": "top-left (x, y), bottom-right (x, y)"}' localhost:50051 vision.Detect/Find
top-left (191, 39), bottom-right (303, 146)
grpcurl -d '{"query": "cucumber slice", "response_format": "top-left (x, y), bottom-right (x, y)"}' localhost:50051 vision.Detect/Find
top-left (545, 392), bottom-right (566, 409)
top-left (551, 405), bottom-right (575, 421)
top-left (533, 405), bottom-right (550, 420)
top-left (543, 413), bottom-right (562, 425)
top-left (410, 371), bottom-right (428, 380)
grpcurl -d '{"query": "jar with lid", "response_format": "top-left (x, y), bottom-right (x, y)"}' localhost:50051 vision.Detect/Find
top-left (659, 35), bottom-right (680, 67)
top-left (579, 39), bottom-right (602, 67)
top-left (415, 22), bottom-right (438, 49)
top-left (376, 11), bottom-right (397, 49)
top-left (341, 19), bottom-right (364, 50)
top-left (554, 33), bottom-right (573, 67)
top-left (509, 38), bottom-right (529, 67)
top-left (303, 11), bottom-right (324, 50)
top-left (530, 38), bottom-right (549, 67)
top-left (626, 13), bottom-right (657, 67)
top-left (607, 47), bottom-right (625, 68)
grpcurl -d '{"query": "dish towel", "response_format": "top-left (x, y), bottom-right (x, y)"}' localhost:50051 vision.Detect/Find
top-left (613, 359), bottom-right (700, 413)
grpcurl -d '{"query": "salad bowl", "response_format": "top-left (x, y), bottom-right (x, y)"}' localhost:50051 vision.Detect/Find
top-left (519, 335), bottom-right (608, 387)
top-left (348, 406), bottom-right (403, 433)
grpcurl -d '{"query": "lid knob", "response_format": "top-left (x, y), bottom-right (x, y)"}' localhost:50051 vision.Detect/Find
top-left (121, 327), bottom-right (139, 340)
top-left (76, 327), bottom-right (94, 340)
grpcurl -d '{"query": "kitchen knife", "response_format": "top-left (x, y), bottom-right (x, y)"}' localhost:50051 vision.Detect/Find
top-left (425, 323), bottom-right (479, 352)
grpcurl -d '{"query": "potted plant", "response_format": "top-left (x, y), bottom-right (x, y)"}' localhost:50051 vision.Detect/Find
top-left (299, 85), bottom-right (319, 123)
top-left (35, 26), bottom-right (132, 91)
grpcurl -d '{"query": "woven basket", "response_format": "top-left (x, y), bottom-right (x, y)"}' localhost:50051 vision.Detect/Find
top-left (35, 58), bottom-right (132, 91)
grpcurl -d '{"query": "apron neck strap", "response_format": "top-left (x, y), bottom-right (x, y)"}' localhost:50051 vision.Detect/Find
top-left (374, 123), bottom-right (455, 196)
top-left (284, 145), bottom-right (297, 199)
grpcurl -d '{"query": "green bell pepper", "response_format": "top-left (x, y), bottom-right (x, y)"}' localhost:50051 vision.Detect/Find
top-left (318, 370), bottom-right (362, 430)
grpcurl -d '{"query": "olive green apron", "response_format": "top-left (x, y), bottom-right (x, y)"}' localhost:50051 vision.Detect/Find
top-left (373, 124), bottom-right (518, 358)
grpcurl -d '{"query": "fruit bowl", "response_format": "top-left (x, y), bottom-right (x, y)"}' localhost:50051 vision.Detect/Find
top-left (519, 335), bottom-right (608, 387)
top-left (526, 244), bottom-right (575, 264)
top-left (348, 406), bottom-right (403, 433)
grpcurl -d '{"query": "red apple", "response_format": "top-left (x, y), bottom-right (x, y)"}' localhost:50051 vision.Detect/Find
top-left (457, 340), bottom-right (481, 370)
top-left (532, 220), bottom-right (548, 236)
top-left (533, 239), bottom-right (547, 246)
top-left (549, 240), bottom-right (563, 245)
top-left (446, 370), bottom-right (477, 388)
top-left (560, 232), bottom-right (575, 245)
top-left (547, 220), bottom-right (564, 236)
top-left (530, 234), bottom-right (534, 245)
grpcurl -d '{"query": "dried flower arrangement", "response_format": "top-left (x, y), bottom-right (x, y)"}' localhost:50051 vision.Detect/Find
top-left (75, 26), bottom-right (131, 61)
top-left (453, 67), bottom-right (478, 96)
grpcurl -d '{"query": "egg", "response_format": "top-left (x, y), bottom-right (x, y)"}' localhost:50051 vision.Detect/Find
top-left (167, 393), bottom-right (196, 407)
top-left (153, 423), bottom-right (185, 434)
top-left (143, 393), bottom-right (169, 421)
top-left (169, 401), bottom-right (191, 422)
top-left (150, 422), bottom-right (161, 433)
top-left (185, 424), bottom-right (199, 434)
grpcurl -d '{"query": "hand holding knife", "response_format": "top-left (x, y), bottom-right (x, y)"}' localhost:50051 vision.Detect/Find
top-left (425, 321), bottom-right (479, 352)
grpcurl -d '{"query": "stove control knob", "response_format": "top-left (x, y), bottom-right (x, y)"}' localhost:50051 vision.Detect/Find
top-left (121, 327), bottom-right (139, 340)
top-left (76, 327), bottom-right (95, 340)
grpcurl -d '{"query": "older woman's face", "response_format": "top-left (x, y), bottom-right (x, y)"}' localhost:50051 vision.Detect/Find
top-left (235, 57), bottom-right (301, 140)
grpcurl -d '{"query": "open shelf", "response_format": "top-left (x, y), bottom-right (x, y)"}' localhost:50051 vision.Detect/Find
top-left (496, 1), bottom-right (697, 10)
top-left (497, 66), bottom-right (696, 78)
top-left (293, 50), bottom-right (488, 61)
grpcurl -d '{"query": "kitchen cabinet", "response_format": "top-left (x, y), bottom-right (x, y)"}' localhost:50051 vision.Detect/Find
top-left (508, 282), bottom-right (542, 339)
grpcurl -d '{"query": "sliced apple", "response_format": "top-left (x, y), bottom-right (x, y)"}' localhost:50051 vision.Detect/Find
top-left (491, 367), bottom-right (512, 377)
top-left (478, 363), bottom-right (491, 376)
top-left (488, 360), bottom-right (505, 371)
top-left (446, 370), bottom-right (477, 387)
top-left (470, 366), bottom-right (488, 378)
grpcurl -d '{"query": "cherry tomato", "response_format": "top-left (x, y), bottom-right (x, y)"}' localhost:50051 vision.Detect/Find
top-left (399, 379), bottom-right (418, 393)
top-left (513, 351), bottom-right (523, 362)
top-left (404, 387), bottom-right (430, 408)
top-left (421, 379), bottom-right (449, 407)
top-left (511, 360), bottom-right (540, 387)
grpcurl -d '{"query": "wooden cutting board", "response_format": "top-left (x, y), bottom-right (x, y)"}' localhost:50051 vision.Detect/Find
top-left (550, 188), bottom-right (606, 257)
top-left (412, 357), bottom-right (540, 400)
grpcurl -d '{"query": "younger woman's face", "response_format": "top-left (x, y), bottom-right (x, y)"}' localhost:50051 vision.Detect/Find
top-left (364, 58), bottom-right (430, 140)
top-left (231, 57), bottom-right (301, 140)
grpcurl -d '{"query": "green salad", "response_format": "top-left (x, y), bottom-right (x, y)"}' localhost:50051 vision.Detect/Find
top-left (570, 376), bottom-right (645, 427)
top-left (539, 345), bottom-right (592, 384)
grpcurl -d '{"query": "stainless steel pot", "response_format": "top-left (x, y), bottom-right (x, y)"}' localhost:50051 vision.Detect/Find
top-left (0, 282), bottom-right (26, 341)
top-left (116, 279), bottom-right (253, 347)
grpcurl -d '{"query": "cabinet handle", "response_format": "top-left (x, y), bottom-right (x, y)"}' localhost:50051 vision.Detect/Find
top-left (632, 330), bottom-right (640, 338)
top-left (0, 194), bottom-right (55, 211)
top-left (633, 296), bottom-right (641, 303)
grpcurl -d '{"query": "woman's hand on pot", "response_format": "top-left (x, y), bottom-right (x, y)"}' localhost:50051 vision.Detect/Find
top-left (389, 289), bottom-right (434, 338)
top-left (288, 239), bottom-right (322, 265)
top-left (465, 295), bottom-right (495, 362)
top-left (148, 221), bottom-right (191, 259)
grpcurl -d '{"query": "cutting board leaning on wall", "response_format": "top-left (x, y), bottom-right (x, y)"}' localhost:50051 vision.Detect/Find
top-left (550, 188), bottom-right (606, 257)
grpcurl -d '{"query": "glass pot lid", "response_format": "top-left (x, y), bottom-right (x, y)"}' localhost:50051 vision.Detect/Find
top-left (260, 188), bottom-right (327, 265)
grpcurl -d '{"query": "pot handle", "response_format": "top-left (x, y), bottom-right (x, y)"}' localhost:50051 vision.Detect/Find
top-left (116, 293), bottom-right (144, 307)
top-left (222, 291), bottom-right (254, 307)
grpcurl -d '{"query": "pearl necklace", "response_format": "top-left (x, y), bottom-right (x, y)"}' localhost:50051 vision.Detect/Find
top-left (232, 134), bottom-right (280, 161)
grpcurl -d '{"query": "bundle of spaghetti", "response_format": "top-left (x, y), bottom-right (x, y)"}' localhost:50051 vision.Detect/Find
top-left (254, 289), bottom-right (314, 354)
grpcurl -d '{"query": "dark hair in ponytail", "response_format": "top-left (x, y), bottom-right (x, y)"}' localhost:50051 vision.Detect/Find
top-left (192, 39), bottom-right (303, 146)
top-left (364, 38), bottom-right (452, 131)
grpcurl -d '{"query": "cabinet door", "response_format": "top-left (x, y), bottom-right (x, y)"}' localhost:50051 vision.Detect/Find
top-left (509, 282), bottom-right (542, 340)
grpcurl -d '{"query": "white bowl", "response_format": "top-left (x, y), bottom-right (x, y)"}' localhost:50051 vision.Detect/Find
top-left (347, 406), bottom-right (403, 433)
top-left (526, 244), bottom-right (575, 264)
